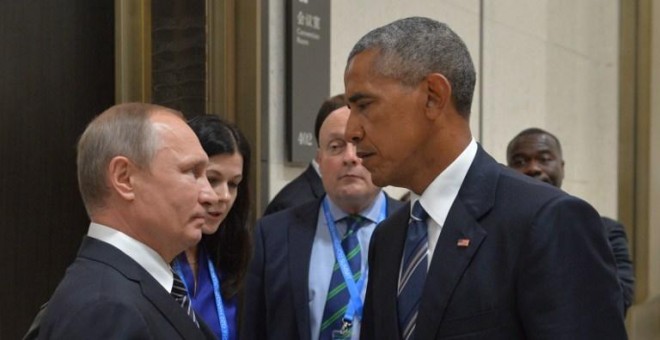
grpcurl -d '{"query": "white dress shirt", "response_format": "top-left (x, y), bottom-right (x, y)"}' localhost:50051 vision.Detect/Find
top-left (87, 222), bottom-right (174, 292)
top-left (408, 138), bottom-right (477, 267)
top-left (308, 191), bottom-right (387, 340)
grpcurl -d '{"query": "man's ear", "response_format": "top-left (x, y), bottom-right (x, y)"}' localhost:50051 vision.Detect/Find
top-left (424, 73), bottom-right (452, 119)
top-left (107, 156), bottom-right (136, 201)
top-left (315, 148), bottom-right (322, 165)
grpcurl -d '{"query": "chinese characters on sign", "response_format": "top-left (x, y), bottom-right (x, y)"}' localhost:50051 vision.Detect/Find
top-left (295, 11), bottom-right (321, 46)
top-left (287, 0), bottom-right (330, 163)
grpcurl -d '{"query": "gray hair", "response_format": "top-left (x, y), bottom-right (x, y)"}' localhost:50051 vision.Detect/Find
top-left (76, 103), bottom-right (181, 214)
top-left (347, 17), bottom-right (476, 117)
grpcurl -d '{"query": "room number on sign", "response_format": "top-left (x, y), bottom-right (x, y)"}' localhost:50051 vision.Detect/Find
top-left (298, 131), bottom-right (313, 146)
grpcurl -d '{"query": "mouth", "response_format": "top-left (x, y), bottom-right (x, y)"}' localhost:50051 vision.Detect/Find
top-left (206, 210), bottom-right (223, 219)
top-left (191, 213), bottom-right (207, 226)
top-left (537, 177), bottom-right (551, 184)
top-left (340, 173), bottom-right (363, 180)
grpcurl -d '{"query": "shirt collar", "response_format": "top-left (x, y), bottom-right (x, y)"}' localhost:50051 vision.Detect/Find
top-left (325, 190), bottom-right (386, 224)
top-left (411, 138), bottom-right (478, 226)
top-left (311, 159), bottom-right (321, 177)
top-left (87, 222), bottom-right (173, 292)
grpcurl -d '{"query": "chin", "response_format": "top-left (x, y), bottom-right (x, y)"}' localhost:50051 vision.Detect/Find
top-left (370, 174), bottom-right (390, 188)
top-left (184, 231), bottom-right (203, 248)
top-left (202, 221), bottom-right (222, 235)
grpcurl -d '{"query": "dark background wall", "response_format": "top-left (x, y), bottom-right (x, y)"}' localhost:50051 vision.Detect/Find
top-left (0, 1), bottom-right (115, 338)
top-left (152, 0), bottom-right (206, 116)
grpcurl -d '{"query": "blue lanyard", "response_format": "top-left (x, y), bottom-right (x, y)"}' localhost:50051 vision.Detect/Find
top-left (173, 254), bottom-right (230, 340)
top-left (321, 196), bottom-right (387, 327)
top-left (207, 257), bottom-right (230, 340)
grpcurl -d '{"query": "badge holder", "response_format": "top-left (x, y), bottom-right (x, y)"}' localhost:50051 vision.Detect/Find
top-left (331, 319), bottom-right (353, 340)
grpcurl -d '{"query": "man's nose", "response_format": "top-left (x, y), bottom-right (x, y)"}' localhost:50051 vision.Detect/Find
top-left (344, 112), bottom-right (363, 144)
top-left (343, 142), bottom-right (359, 165)
top-left (523, 161), bottom-right (543, 177)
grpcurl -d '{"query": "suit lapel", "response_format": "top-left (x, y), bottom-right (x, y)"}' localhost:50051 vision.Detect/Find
top-left (79, 237), bottom-right (208, 339)
top-left (416, 146), bottom-right (498, 339)
top-left (141, 280), bottom-right (208, 339)
top-left (304, 165), bottom-right (325, 198)
top-left (374, 206), bottom-right (410, 336)
top-left (416, 200), bottom-right (487, 338)
top-left (384, 195), bottom-right (405, 216)
top-left (288, 200), bottom-right (321, 340)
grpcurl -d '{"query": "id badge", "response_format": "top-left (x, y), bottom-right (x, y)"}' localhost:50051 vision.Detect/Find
top-left (331, 320), bottom-right (353, 340)
top-left (331, 329), bottom-right (351, 340)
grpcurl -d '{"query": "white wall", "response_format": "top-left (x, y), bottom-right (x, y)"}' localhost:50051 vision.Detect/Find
top-left (267, 0), bottom-right (619, 218)
top-left (267, 1), bottom-right (305, 198)
top-left (481, 0), bottom-right (619, 217)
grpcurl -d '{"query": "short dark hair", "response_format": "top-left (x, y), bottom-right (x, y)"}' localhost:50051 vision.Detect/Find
top-left (187, 115), bottom-right (252, 299)
top-left (507, 127), bottom-right (563, 157)
top-left (314, 94), bottom-right (348, 146)
top-left (347, 17), bottom-right (476, 118)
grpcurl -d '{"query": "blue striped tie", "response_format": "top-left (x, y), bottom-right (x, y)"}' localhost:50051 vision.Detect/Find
top-left (171, 269), bottom-right (200, 327)
top-left (319, 215), bottom-right (362, 339)
top-left (397, 201), bottom-right (429, 340)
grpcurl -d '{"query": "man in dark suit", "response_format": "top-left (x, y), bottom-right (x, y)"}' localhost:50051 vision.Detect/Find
top-left (507, 127), bottom-right (634, 314)
top-left (34, 103), bottom-right (218, 339)
top-left (242, 104), bottom-right (403, 340)
top-left (343, 17), bottom-right (626, 339)
top-left (263, 94), bottom-right (348, 216)
top-left (262, 161), bottom-right (324, 215)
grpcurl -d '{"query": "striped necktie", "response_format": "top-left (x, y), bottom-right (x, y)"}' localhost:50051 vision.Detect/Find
top-left (171, 269), bottom-right (200, 327)
top-left (319, 215), bottom-right (362, 339)
top-left (397, 201), bottom-right (429, 340)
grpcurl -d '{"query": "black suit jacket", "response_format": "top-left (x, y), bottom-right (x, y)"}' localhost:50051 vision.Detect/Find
top-left (361, 146), bottom-right (626, 340)
top-left (601, 216), bottom-right (634, 314)
top-left (37, 237), bottom-right (216, 339)
top-left (263, 164), bottom-right (324, 216)
top-left (242, 194), bottom-right (403, 340)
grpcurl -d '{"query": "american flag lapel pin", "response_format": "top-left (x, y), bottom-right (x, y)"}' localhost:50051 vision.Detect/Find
top-left (457, 238), bottom-right (470, 248)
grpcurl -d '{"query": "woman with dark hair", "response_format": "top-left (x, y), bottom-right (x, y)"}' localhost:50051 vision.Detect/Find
top-left (173, 115), bottom-right (252, 340)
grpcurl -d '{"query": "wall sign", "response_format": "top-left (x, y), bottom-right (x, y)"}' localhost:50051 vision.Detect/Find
top-left (286, 0), bottom-right (330, 163)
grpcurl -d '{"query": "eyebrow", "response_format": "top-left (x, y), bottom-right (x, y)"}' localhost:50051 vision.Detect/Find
top-left (207, 168), bottom-right (243, 179)
top-left (348, 92), bottom-right (371, 104)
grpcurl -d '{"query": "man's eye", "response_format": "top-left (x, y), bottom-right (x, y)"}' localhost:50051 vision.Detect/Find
top-left (539, 156), bottom-right (553, 163)
top-left (327, 141), bottom-right (346, 154)
top-left (186, 168), bottom-right (200, 178)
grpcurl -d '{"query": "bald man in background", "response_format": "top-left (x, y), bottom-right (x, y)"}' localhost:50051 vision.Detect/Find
top-left (507, 127), bottom-right (634, 315)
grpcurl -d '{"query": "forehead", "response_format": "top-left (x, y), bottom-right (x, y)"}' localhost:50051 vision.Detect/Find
top-left (510, 133), bottom-right (561, 155)
top-left (345, 49), bottom-right (415, 103)
top-left (346, 48), bottom-right (378, 75)
top-left (150, 111), bottom-right (206, 158)
top-left (208, 152), bottom-right (243, 173)
top-left (345, 50), bottom-right (382, 93)
top-left (319, 107), bottom-right (350, 140)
